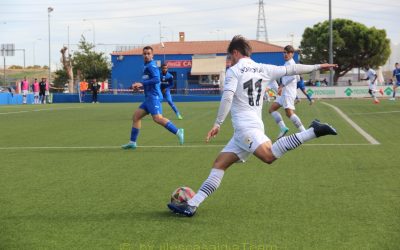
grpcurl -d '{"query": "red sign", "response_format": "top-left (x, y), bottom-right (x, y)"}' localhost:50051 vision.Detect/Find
top-left (166, 60), bottom-right (192, 68)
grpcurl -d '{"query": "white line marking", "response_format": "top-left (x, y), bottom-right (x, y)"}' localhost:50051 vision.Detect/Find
top-left (0, 143), bottom-right (376, 150)
top-left (0, 107), bottom-right (81, 115)
top-left (321, 102), bottom-right (380, 145)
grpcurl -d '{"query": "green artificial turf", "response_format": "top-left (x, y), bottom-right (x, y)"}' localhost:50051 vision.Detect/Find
top-left (0, 99), bottom-right (399, 249)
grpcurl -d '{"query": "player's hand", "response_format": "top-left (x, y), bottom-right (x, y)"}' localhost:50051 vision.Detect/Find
top-left (132, 82), bottom-right (142, 91)
top-left (320, 63), bottom-right (338, 70)
top-left (162, 89), bottom-right (166, 94)
top-left (206, 125), bottom-right (220, 143)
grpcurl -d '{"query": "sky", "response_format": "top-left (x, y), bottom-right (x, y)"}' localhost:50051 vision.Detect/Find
top-left (0, 0), bottom-right (399, 69)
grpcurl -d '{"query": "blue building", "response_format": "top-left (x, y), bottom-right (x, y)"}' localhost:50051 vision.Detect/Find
top-left (111, 33), bottom-right (297, 93)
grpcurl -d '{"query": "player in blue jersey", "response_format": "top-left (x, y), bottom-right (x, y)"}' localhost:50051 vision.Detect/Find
top-left (295, 76), bottom-right (314, 105)
top-left (121, 46), bottom-right (184, 149)
top-left (160, 63), bottom-right (183, 119)
top-left (390, 62), bottom-right (400, 101)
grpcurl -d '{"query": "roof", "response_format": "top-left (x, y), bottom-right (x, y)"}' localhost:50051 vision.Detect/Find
top-left (112, 40), bottom-right (284, 56)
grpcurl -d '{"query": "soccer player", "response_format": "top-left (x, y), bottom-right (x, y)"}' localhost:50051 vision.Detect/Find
top-left (20, 76), bottom-right (29, 104)
top-left (295, 76), bottom-right (314, 105)
top-left (361, 65), bottom-right (383, 104)
top-left (32, 79), bottom-right (40, 104)
top-left (39, 78), bottom-right (46, 104)
top-left (122, 46), bottom-right (184, 150)
top-left (160, 63), bottom-right (183, 119)
top-left (390, 62), bottom-right (400, 101)
top-left (167, 35), bottom-right (337, 217)
top-left (268, 45), bottom-right (306, 139)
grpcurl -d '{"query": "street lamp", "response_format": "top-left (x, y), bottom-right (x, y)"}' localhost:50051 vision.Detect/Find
top-left (48, 6), bottom-right (53, 84)
top-left (83, 19), bottom-right (96, 49)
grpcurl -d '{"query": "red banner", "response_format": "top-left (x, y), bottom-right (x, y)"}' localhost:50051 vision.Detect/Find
top-left (166, 60), bottom-right (192, 68)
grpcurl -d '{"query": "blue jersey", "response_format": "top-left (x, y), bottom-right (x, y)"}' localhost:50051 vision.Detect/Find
top-left (160, 72), bottom-right (174, 91)
top-left (297, 79), bottom-right (306, 91)
top-left (142, 60), bottom-right (162, 100)
top-left (393, 68), bottom-right (400, 83)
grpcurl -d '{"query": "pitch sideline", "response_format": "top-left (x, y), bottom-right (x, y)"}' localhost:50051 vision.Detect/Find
top-left (321, 102), bottom-right (380, 145)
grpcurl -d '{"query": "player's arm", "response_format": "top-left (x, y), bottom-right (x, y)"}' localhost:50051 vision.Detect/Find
top-left (206, 69), bottom-right (237, 142)
top-left (264, 63), bottom-right (337, 84)
top-left (142, 65), bottom-right (161, 86)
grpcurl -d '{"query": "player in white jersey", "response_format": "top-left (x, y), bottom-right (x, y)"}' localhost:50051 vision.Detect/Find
top-left (268, 45), bottom-right (305, 139)
top-left (167, 35), bottom-right (338, 217)
top-left (361, 65), bottom-right (383, 104)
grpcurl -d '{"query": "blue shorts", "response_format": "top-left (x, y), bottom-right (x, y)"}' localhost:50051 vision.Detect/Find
top-left (139, 99), bottom-right (162, 115)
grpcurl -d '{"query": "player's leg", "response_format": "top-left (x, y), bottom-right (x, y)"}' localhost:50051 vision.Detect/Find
top-left (168, 138), bottom-right (243, 216)
top-left (149, 99), bottom-right (184, 144)
top-left (22, 90), bottom-right (27, 104)
top-left (254, 119), bottom-right (337, 164)
top-left (152, 114), bottom-right (184, 145)
top-left (302, 89), bottom-right (313, 104)
top-left (122, 106), bottom-right (147, 149)
top-left (285, 108), bottom-right (306, 132)
top-left (269, 98), bottom-right (289, 139)
top-left (369, 88), bottom-right (379, 103)
top-left (187, 152), bottom-right (238, 206)
top-left (390, 84), bottom-right (398, 100)
top-left (165, 91), bottom-right (182, 119)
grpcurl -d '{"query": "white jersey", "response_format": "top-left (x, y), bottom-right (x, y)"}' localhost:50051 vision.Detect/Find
top-left (281, 58), bottom-right (299, 98)
top-left (224, 58), bottom-right (287, 131)
top-left (366, 68), bottom-right (377, 88)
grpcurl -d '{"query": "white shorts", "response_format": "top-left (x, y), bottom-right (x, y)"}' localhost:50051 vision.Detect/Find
top-left (221, 128), bottom-right (270, 162)
top-left (369, 83), bottom-right (377, 91)
top-left (275, 95), bottom-right (295, 110)
top-left (22, 90), bottom-right (28, 95)
top-left (34, 92), bottom-right (39, 97)
top-left (45, 91), bottom-right (50, 95)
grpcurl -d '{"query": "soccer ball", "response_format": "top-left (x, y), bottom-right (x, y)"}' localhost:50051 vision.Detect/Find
top-left (170, 187), bottom-right (196, 204)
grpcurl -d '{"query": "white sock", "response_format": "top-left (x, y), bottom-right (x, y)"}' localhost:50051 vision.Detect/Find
top-left (271, 128), bottom-right (316, 158)
top-left (188, 168), bottom-right (224, 207)
top-left (290, 114), bottom-right (305, 131)
top-left (271, 111), bottom-right (286, 129)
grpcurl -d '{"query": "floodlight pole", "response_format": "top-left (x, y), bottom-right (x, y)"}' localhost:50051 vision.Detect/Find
top-left (48, 7), bottom-right (53, 84)
top-left (2, 48), bottom-right (5, 85)
top-left (329, 0), bottom-right (333, 85)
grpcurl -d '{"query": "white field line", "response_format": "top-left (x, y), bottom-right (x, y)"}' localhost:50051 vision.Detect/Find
top-left (0, 143), bottom-right (375, 150)
top-left (321, 102), bottom-right (380, 145)
top-left (0, 107), bottom-right (81, 115)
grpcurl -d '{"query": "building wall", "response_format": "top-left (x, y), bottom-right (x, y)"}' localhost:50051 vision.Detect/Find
top-left (111, 51), bottom-right (299, 91)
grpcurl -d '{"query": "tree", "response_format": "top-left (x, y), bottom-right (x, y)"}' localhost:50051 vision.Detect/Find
top-left (299, 19), bottom-right (390, 84)
top-left (54, 36), bottom-right (110, 92)
top-left (73, 36), bottom-right (110, 81)
top-left (53, 69), bottom-right (69, 90)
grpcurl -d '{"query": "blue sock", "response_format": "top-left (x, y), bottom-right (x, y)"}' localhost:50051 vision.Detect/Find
top-left (306, 94), bottom-right (312, 102)
top-left (168, 101), bottom-right (179, 115)
top-left (165, 121), bottom-right (178, 134)
top-left (130, 127), bottom-right (139, 142)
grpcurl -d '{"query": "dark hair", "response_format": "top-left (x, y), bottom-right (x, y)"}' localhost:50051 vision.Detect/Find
top-left (284, 45), bottom-right (295, 53)
top-left (396, 62), bottom-right (399, 66)
top-left (161, 63), bottom-right (168, 67)
top-left (143, 46), bottom-right (153, 52)
top-left (227, 35), bottom-right (252, 57)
